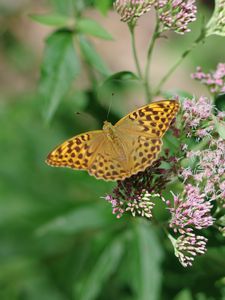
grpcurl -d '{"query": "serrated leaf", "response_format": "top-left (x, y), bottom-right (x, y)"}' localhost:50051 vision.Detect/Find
top-left (74, 237), bottom-right (124, 300)
top-left (135, 220), bottom-right (163, 300)
top-left (206, 0), bottom-right (225, 37)
top-left (29, 13), bottom-right (70, 27)
top-left (79, 36), bottom-right (110, 75)
top-left (39, 30), bottom-right (80, 122)
top-left (77, 18), bottom-right (113, 40)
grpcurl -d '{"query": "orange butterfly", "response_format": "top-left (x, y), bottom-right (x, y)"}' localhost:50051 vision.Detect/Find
top-left (46, 100), bottom-right (180, 181)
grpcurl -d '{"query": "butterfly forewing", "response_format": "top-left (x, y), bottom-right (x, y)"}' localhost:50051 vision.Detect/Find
top-left (46, 131), bottom-right (105, 170)
top-left (115, 100), bottom-right (180, 138)
top-left (46, 130), bottom-right (130, 181)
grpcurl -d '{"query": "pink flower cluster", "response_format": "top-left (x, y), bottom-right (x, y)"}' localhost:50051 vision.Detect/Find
top-left (103, 91), bottom-right (225, 267)
top-left (167, 185), bottom-right (214, 234)
top-left (173, 232), bottom-right (208, 267)
top-left (104, 154), bottom-right (176, 219)
top-left (114, 0), bottom-right (197, 34)
top-left (105, 190), bottom-right (155, 219)
top-left (155, 0), bottom-right (197, 34)
top-left (168, 96), bottom-right (225, 266)
top-left (114, 0), bottom-right (154, 23)
top-left (182, 96), bottom-right (214, 137)
top-left (192, 63), bottom-right (225, 95)
top-left (182, 138), bottom-right (225, 205)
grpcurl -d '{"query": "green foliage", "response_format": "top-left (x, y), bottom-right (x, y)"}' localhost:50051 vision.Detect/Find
top-left (79, 36), bottom-right (110, 75)
top-left (1, 0), bottom-right (225, 300)
top-left (39, 30), bottom-right (80, 122)
top-left (215, 94), bottom-right (225, 111)
top-left (206, 0), bottom-right (225, 37)
top-left (134, 221), bottom-right (163, 300)
top-left (76, 18), bottom-right (113, 40)
top-left (213, 116), bottom-right (225, 139)
top-left (95, 0), bottom-right (113, 15)
top-left (75, 236), bottom-right (124, 300)
top-left (30, 13), bottom-right (70, 27)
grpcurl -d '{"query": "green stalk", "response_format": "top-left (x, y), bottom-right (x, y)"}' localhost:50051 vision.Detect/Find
top-left (153, 28), bottom-right (206, 97)
top-left (129, 24), bottom-right (143, 79)
top-left (144, 18), bottom-right (160, 102)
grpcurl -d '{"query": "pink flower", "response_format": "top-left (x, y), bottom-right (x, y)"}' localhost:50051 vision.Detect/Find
top-left (179, 136), bottom-right (225, 206)
top-left (182, 96), bottom-right (215, 138)
top-left (104, 154), bottom-right (178, 219)
top-left (114, 0), bottom-right (154, 23)
top-left (167, 185), bottom-right (214, 233)
top-left (192, 63), bottom-right (225, 95)
top-left (181, 168), bottom-right (192, 182)
top-left (114, 0), bottom-right (197, 34)
top-left (155, 0), bottom-right (197, 34)
top-left (170, 232), bottom-right (208, 267)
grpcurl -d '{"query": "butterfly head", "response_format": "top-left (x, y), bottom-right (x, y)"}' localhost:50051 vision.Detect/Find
top-left (103, 120), bottom-right (113, 130)
top-left (103, 121), bottom-right (116, 141)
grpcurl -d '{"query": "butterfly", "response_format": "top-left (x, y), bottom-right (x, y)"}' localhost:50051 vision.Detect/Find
top-left (46, 100), bottom-right (180, 181)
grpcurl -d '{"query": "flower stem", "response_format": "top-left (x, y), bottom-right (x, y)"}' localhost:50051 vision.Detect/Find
top-left (129, 24), bottom-right (143, 79)
top-left (153, 29), bottom-right (206, 97)
top-left (144, 17), bottom-right (160, 103)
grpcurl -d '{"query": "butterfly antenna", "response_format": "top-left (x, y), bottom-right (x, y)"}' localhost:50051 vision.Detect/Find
top-left (106, 93), bottom-right (114, 121)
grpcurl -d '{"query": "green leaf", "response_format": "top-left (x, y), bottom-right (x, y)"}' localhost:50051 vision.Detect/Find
top-left (50, 0), bottom-right (75, 16)
top-left (103, 71), bottom-right (139, 83)
top-left (215, 93), bottom-right (225, 111)
top-left (77, 18), bottom-right (113, 40)
top-left (36, 204), bottom-right (113, 236)
top-left (75, 237), bottom-right (124, 300)
top-left (39, 30), bottom-right (80, 122)
top-left (95, 0), bottom-right (112, 15)
top-left (79, 36), bottom-right (110, 75)
top-left (174, 289), bottom-right (192, 300)
top-left (213, 115), bottom-right (225, 139)
top-left (135, 220), bottom-right (163, 300)
top-left (29, 13), bottom-right (70, 27)
top-left (98, 71), bottom-right (140, 94)
top-left (206, 0), bottom-right (225, 37)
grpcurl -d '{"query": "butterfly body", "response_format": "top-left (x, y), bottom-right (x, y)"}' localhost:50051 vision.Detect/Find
top-left (46, 100), bottom-right (180, 181)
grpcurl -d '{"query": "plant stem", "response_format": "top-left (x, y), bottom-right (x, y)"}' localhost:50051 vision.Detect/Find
top-left (129, 24), bottom-right (143, 79)
top-left (144, 18), bottom-right (160, 103)
top-left (153, 29), bottom-right (206, 97)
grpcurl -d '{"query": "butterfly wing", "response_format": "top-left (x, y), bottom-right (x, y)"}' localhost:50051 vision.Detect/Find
top-left (87, 138), bottom-right (131, 181)
top-left (46, 130), bottom-right (105, 170)
top-left (111, 130), bottom-right (163, 178)
top-left (110, 100), bottom-right (180, 178)
top-left (46, 130), bottom-right (129, 181)
top-left (115, 100), bottom-right (180, 138)
top-left (88, 131), bottom-right (163, 181)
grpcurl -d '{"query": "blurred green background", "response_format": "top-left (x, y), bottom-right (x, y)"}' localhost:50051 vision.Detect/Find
top-left (0, 1), bottom-right (225, 299)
